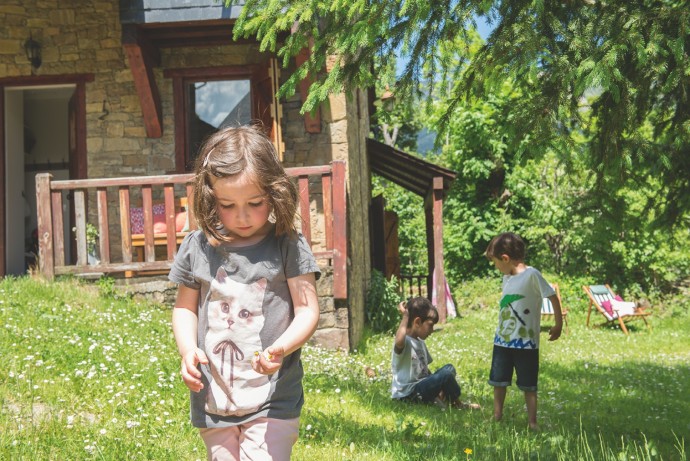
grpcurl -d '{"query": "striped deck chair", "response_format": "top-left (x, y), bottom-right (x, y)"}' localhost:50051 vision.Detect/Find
top-left (541, 283), bottom-right (568, 333)
top-left (583, 284), bottom-right (651, 335)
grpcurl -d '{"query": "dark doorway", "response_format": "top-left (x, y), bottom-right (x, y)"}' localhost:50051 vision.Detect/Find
top-left (1, 75), bottom-right (91, 276)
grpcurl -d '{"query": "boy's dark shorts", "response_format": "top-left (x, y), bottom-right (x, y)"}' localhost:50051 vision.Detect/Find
top-left (488, 345), bottom-right (539, 392)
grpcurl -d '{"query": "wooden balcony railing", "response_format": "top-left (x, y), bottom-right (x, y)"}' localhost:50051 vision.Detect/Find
top-left (36, 161), bottom-right (347, 299)
top-left (400, 273), bottom-right (429, 299)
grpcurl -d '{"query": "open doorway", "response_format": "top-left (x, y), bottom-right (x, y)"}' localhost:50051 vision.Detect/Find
top-left (3, 85), bottom-right (75, 275)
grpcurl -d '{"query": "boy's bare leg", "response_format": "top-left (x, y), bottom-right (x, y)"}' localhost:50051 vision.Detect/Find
top-left (493, 386), bottom-right (507, 421)
top-left (524, 390), bottom-right (538, 430)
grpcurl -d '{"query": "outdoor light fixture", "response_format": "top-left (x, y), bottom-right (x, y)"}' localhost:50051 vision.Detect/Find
top-left (24, 35), bottom-right (42, 71)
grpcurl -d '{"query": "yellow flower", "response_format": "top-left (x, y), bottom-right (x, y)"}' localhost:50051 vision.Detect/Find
top-left (464, 448), bottom-right (473, 455)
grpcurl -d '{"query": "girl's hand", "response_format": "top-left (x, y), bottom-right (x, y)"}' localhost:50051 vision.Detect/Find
top-left (180, 348), bottom-right (208, 393)
top-left (398, 301), bottom-right (407, 315)
top-left (251, 345), bottom-right (284, 375)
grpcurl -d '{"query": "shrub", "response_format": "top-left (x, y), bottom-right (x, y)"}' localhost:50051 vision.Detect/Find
top-left (365, 270), bottom-right (404, 333)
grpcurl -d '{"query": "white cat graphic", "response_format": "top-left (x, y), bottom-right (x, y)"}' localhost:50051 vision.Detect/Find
top-left (204, 266), bottom-right (270, 416)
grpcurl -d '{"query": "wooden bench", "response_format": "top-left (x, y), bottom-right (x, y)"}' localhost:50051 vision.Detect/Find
top-left (126, 197), bottom-right (189, 277)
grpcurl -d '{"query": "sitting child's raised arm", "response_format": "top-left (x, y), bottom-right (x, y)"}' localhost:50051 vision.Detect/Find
top-left (394, 301), bottom-right (409, 354)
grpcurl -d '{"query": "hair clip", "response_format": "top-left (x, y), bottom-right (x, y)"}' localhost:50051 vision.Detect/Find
top-left (202, 147), bottom-right (215, 168)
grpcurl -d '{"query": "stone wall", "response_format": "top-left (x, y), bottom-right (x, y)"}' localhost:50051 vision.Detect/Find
top-left (0, 0), bottom-right (368, 350)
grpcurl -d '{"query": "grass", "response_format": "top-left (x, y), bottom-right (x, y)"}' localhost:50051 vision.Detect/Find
top-left (1, 276), bottom-right (688, 460)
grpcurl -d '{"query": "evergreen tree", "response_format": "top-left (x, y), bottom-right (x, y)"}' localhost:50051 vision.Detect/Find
top-left (230, 0), bottom-right (689, 224)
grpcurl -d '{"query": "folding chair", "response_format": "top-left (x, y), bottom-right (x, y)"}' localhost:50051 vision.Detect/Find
top-left (583, 284), bottom-right (651, 335)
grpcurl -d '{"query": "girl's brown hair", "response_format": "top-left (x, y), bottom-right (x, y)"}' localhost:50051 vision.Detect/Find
top-left (191, 125), bottom-right (298, 243)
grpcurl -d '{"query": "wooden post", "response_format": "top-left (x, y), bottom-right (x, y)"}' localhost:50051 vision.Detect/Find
top-left (332, 161), bottom-right (347, 300)
top-left (298, 175), bottom-right (311, 245)
top-left (424, 201), bottom-right (434, 299)
top-left (432, 177), bottom-right (446, 322)
top-left (119, 187), bottom-right (133, 263)
top-left (425, 177), bottom-right (447, 322)
top-left (74, 189), bottom-right (88, 266)
top-left (35, 173), bottom-right (54, 278)
top-left (97, 187), bottom-right (110, 263)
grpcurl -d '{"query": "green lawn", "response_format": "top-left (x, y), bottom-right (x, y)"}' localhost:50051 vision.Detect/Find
top-left (1, 276), bottom-right (688, 460)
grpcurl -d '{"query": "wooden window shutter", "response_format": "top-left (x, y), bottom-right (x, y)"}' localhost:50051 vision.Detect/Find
top-left (252, 58), bottom-right (284, 159)
top-left (295, 46), bottom-right (322, 134)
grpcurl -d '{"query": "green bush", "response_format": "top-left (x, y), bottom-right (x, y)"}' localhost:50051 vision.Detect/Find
top-left (365, 270), bottom-right (405, 333)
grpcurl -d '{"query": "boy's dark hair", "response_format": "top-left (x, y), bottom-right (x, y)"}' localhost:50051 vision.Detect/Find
top-left (405, 297), bottom-right (439, 328)
top-left (485, 232), bottom-right (526, 261)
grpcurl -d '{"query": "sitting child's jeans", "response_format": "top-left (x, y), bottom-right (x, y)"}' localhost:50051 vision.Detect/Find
top-left (405, 364), bottom-right (461, 403)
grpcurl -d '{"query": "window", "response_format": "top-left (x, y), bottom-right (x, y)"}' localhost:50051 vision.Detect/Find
top-left (187, 80), bottom-right (252, 164)
top-left (166, 62), bottom-right (282, 172)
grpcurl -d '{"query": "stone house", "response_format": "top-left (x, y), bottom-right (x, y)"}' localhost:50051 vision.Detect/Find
top-left (0, 0), bottom-right (456, 350)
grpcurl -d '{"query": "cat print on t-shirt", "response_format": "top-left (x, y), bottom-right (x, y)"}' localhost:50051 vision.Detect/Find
top-left (204, 266), bottom-right (271, 416)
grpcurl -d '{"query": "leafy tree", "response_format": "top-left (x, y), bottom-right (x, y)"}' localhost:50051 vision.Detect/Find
top-left (230, 0), bottom-right (690, 225)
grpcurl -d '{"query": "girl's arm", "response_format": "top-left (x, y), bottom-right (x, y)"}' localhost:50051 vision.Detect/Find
top-left (172, 284), bottom-right (208, 392)
top-left (253, 272), bottom-right (319, 374)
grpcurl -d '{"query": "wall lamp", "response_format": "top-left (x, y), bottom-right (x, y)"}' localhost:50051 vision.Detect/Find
top-left (24, 35), bottom-right (42, 71)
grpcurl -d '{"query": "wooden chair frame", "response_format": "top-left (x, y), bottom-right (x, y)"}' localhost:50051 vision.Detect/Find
top-left (583, 284), bottom-right (651, 335)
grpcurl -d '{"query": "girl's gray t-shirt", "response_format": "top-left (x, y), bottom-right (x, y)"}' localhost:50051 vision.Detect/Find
top-left (169, 228), bottom-right (320, 428)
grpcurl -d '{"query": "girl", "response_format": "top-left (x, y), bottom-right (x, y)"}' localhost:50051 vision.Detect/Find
top-left (170, 125), bottom-right (321, 461)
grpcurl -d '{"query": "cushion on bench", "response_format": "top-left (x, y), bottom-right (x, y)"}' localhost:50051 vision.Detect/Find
top-left (130, 204), bottom-right (187, 234)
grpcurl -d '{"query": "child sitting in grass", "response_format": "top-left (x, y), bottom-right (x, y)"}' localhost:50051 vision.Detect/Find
top-left (391, 296), bottom-right (481, 410)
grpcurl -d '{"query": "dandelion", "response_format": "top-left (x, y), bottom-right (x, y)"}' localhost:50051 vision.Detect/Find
top-left (465, 447), bottom-right (473, 460)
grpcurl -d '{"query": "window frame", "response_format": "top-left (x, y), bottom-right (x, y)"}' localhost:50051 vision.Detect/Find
top-left (166, 65), bottom-right (269, 172)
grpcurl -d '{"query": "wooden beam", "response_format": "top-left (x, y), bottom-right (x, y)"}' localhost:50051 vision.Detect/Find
top-left (122, 25), bottom-right (163, 138)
